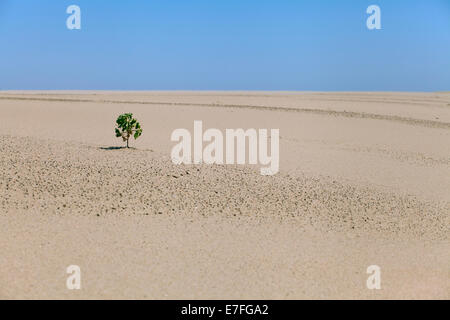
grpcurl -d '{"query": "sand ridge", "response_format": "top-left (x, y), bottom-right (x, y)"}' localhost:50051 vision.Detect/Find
top-left (1, 93), bottom-right (450, 129)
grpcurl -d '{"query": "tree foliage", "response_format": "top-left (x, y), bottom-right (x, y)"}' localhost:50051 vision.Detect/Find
top-left (115, 113), bottom-right (142, 148)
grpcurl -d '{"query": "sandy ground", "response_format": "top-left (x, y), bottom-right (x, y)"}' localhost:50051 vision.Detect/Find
top-left (0, 91), bottom-right (448, 299)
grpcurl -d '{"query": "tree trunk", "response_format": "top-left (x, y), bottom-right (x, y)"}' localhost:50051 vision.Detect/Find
top-left (127, 139), bottom-right (129, 148)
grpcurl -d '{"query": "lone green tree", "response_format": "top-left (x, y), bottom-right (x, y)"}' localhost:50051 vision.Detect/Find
top-left (115, 113), bottom-right (143, 148)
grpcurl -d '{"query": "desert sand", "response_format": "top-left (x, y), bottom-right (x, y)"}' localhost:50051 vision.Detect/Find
top-left (0, 91), bottom-right (449, 299)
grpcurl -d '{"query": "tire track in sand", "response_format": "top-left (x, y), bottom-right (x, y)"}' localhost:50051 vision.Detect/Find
top-left (1, 95), bottom-right (450, 130)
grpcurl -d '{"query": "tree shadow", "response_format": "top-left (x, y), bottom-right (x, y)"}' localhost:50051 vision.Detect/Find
top-left (98, 146), bottom-right (152, 152)
top-left (99, 146), bottom-right (130, 151)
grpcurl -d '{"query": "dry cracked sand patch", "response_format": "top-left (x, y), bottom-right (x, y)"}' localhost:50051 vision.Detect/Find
top-left (0, 135), bottom-right (448, 239)
top-left (0, 91), bottom-right (449, 299)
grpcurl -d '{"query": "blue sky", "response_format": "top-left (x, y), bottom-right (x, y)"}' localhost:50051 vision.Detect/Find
top-left (0, 0), bottom-right (449, 91)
